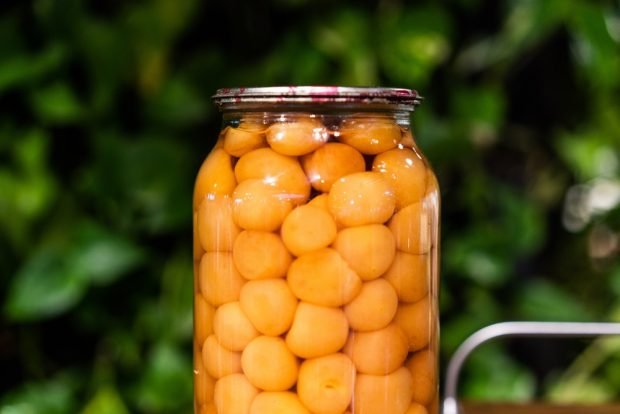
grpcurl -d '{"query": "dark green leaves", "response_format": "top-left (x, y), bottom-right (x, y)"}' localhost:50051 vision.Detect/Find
top-left (5, 222), bottom-right (144, 321)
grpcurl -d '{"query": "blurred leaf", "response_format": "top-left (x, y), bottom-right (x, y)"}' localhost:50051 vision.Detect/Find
top-left (547, 376), bottom-right (615, 404)
top-left (81, 134), bottom-right (193, 233)
top-left (463, 343), bottom-right (536, 401)
top-left (145, 76), bottom-right (207, 126)
top-left (514, 279), bottom-right (595, 322)
top-left (68, 222), bottom-right (144, 286)
top-left (0, 44), bottom-right (66, 93)
top-left (557, 131), bottom-right (619, 181)
top-left (0, 374), bottom-right (78, 414)
top-left (5, 248), bottom-right (87, 321)
top-left (134, 342), bottom-right (193, 412)
top-left (379, 6), bottom-right (452, 85)
top-left (30, 82), bottom-right (84, 124)
top-left (441, 287), bottom-right (502, 354)
top-left (569, 2), bottom-right (620, 89)
top-left (81, 386), bottom-right (130, 414)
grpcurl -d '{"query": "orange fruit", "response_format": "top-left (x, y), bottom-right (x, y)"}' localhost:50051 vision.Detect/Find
top-left (405, 349), bottom-right (437, 406)
top-left (328, 172), bottom-right (395, 227)
top-left (199, 252), bottom-right (245, 306)
top-left (194, 148), bottom-right (236, 209)
top-left (354, 367), bottom-right (413, 414)
top-left (372, 147), bottom-right (428, 210)
top-left (332, 224), bottom-right (395, 281)
top-left (394, 298), bottom-right (432, 352)
top-left (223, 122), bottom-right (267, 157)
top-left (197, 196), bottom-right (241, 252)
top-left (281, 205), bottom-right (337, 256)
top-left (240, 279), bottom-right (297, 336)
top-left (242, 336), bottom-right (299, 391)
top-left (307, 193), bottom-right (330, 211)
top-left (287, 248), bottom-right (361, 307)
top-left (195, 293), bottom-right (215, 347)
top-left (235, 147), bottom-right (310, 205)
top-left (297, 353), bottom-right (355, 414)
top-left (202, 335), bottom-right (242, 379)
top-left (250, 392), bottom-right (310, 414)
top-left (213, 301), bottom-right (259, 351)
top-left (405, 403), bottom-right (428, 414)
top-left (345, 323), bottom-right (408, 375)
top-left (301, 142), bottom-right (365, 192)
top-left (195, 348), bottom-right (215, 404)
top-left (193, 211), bottom-right (205, 259)
top-left (266, 118), bottom-right (328, 156)
top-left (344, 279), bottom-right (398, 332)
top-left (383, 252), bottom-right (429, 303)
top-left (338, 117), bottom-right (401, 155)
top-left (286, 302), bottom-right (349, 359)
top-left (233, 231), bottom-right (291, 279)
top-left (214, 373), bottom-right (259, 414)
top-left (232, 179), bottom-right (293, 231)
top-left (388, 202), bottom-right (431, 255)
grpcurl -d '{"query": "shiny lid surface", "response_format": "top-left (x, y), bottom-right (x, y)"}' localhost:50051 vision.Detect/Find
top-left (212, 86), bottom-right (422, 109)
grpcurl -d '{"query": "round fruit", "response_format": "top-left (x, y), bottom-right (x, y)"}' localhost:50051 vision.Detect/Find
top-left (388, 202), bottom-right (430, 255)
top-left (372, 148), bottom-right (428, 210)
top-left (332, 224), bottom-right (396, 281)
top-left (354, 367), bottom-right (413, 414)
top-left (281, 205), bottom-right (337, 256)
top-left (242, 336), bottom-right (299, 391)
top-left (223, 122), bottom-right (266, 157)
top-left (345, 323), bottom-right (408, 375)
top-left (286, 302), bottom-right (349, 358)
top-left (297, 353), bottom-right (355, 414)
top-left (287, 248), bottom-right (361, 307)
top-left (240, 279), bottom-right (297, 336)
top-left (301, 142), bottom-right (365, 192)
top-left (339, 117), bottom-right (401, 155)
top-left (250, 392), bottom-right (310, 414)
top-left (198, 196), bottom-right (241, 252)
top-left (383, 252), bottom-right (429, 303)
top-left (199, 252), bottom-right (245, 306)
top-left (202, 335), bottom-right (242, 379)
top-left (406, 349), bottom-right (436, 406)
top-left (213, 302), bottom-right (259, 351)
top-left (195, 294), bottom-right (215, 347)
top-left (394, 298), bottom-right (432, 352)
top-left (235, 147), bottom-right (310, 205)
top-left (344, 279), bottom-right (398, 332)
top-left (405, 403), bottom-right (428, 414)
top-left (194, 148), bottom-right (236, 209)
top-left (266, 118), bottom-right (328, 156)
top-left (328, 172), bottom-right (395, 227)
top-left (232, 179), bottom-right (293, 231)
top-left (195, 348), bottom-right (215, 404)
top-left (214, 373), bottom-right (258, 414)
top-left (233, 231), bottom-right (291, 279)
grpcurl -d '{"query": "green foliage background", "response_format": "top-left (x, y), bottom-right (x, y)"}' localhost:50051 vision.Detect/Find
top-left (1, 0), bottom-right (620, 412)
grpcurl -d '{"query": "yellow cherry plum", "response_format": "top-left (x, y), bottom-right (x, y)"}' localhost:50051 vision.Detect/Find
top-left (301, 142), bottom-right (365, 192)
top-left (233, 230), bottom-right (291, 280)
top-left (328, 172), bottom-right (395, 227)
top-left (266, 118), bottom-right (328, 156)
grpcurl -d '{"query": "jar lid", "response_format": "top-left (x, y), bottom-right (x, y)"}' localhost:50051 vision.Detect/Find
top-left (212, 86), bottom-right (422, 110)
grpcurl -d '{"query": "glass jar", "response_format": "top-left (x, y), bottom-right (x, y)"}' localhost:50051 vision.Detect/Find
top-left (193, 86), bottom-right (440, 414)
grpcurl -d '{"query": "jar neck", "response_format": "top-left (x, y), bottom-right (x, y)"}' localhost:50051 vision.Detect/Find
top-left (221, 108), bottom-right (412, 129)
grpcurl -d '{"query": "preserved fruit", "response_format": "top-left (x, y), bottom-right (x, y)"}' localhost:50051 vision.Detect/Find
top-left (194, 87), bottom-right (439, 414)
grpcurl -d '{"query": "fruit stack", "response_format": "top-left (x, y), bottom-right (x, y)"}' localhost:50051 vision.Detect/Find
top-left (193, 114), bottom-right (439, 414)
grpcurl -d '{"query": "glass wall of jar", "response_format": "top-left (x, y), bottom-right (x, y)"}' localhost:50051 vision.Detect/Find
top-left (193, 87), bottom-right (440, 414)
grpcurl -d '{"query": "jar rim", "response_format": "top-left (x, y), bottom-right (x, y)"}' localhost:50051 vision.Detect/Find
top-left (212, 86), bottom-right (422, 109)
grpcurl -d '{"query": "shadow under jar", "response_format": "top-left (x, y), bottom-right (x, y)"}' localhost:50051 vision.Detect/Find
top-left (193, 86), bottom-right (440, 414)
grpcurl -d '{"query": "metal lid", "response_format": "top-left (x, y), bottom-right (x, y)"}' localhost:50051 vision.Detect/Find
top-left (212, 86), bottom-right (422, 109)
